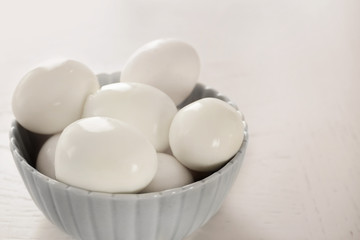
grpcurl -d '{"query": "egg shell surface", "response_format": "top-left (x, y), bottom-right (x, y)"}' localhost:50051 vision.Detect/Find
top-left (82, 82), bottom-right (177, 152)
top-left (142, 153), bottom-right (194, 193)
top-left (36, 133), bottom-right (61, 179)
top-left (169, 98), bottom-right (244, 172)
top-left (55, 117), bottom-right (157, 193)
top-left (12, 59), bottom-right (99, 134)
top-left (120, 39), bottom-right (200, 105)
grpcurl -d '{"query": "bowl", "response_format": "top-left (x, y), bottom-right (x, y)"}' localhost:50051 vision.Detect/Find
top-left (9, 73), bottom-right (249, 240)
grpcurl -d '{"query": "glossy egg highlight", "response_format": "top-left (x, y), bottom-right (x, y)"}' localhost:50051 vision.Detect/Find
top-left (169, 98), bottom-right (244, 172)
top-left (55, 117), bottom-right (157, 193)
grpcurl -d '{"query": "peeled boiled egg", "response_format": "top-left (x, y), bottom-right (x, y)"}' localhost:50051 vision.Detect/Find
top-left (36, 133), bottom-right (61, 179)
top-left (55, 117), bottom-right (157, 193)
top-left (121, 39), bottom-right (200, 105)
top-left (169, 98), bottom-right (244, 172)
top-left (82, 82), bottom-right (177, 152)
top-left (12, 59), bottom-right (99, 134)
top-left (142, 153), bottom-right (194, 193)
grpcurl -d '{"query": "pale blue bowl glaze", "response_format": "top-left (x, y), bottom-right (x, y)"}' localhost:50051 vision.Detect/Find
top-left (9, 73), bottom-right (248, 240)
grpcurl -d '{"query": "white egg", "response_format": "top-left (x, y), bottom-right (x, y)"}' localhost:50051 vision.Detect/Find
top-left (169, 98), bottom-right (244, 172)
top-left (121, 39), bottom-right (200, 105)
top-left (36, 134), bottom-right (61, 179)
top-left (82, 82), bottom-right (177, 152)
top-left (12, 59), bottom-right (99, 134)
top-left (142, 153), bottom-right (194, 193)
top-left (55, 117), bottom-right (157, 193)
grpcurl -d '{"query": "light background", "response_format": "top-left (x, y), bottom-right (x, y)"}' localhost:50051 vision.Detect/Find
top-left (1, 0), bottom-right (360, 239)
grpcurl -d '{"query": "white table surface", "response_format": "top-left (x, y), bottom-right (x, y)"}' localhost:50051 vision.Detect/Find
top-left (1, 0), bottom-right (360, 239)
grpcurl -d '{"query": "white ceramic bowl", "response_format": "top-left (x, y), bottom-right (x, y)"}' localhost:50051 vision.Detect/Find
top-left (9, 73), bottom-right (248, 240)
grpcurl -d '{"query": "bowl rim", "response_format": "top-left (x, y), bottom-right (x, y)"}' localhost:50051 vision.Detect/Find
top-left (9, 83), bottom-right (249, 200)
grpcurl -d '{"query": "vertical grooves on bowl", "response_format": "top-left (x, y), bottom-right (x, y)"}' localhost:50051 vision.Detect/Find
top-left (65, 188), bottom-right (83, 240)
top-left (179, 187), bottom-right (203, 238)
top-left (109, 195), bottom-right (116, 240)
top-left (137, 194), bottom-right (160, 240)
top-left (47, 183), bottom-right (68, 234)
top-left (30, 170), bottom-right (57, 224)
top-left (133, 195), bottom-right (140, 240)
top-left (15, 149), bottom-right (67, 235)
top-left (170, 192), bottom-right (185, 240)
top-left (231, 155), bottom-right (242, 181)
top-left (20, 162), bottom-right (47, 217)
top-left (33, 176), bottom-right (67, 233)
top-left (201, 172), bottom-right (222, 226)
top-left (87, 194), bottom-right (99, 240)
top-left (212, 164), bottom-right (234, 214)
top-left (187, 184), bottom-right (205, 234)
top-left (133, 194), bottom-right (139, 240)
top-left (154, 193), bottom-right (162, 240)
top-left (151, 196), bottom-right (161, 240)
top-left (158, 194), bottom-right (168, 239)
top-left (87, 193), bottom-right (116, 240)
top-left (111, 194), bottom-right (137, 240)
top-left (155, 192), bottom-right (181, 239)
top-left (170, 192), bottom-right (182, 239)
top-left (12, 150), bottom-right (32, 196)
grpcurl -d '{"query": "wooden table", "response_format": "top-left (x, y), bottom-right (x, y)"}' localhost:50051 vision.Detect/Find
top-left (1, 0), bottom-right (360, 239)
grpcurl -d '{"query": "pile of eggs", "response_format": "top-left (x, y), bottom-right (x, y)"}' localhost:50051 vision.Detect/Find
top-left (12, 39), bottom-right (245, 194)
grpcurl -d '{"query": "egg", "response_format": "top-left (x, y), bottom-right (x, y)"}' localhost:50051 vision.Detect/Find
top-left (55, 117), bottom-right (157, 193)
top-left (142, 153), bottom-right (194, 193)
top-left (82, 82), bottom-right (177, 152)
top-left (121, 39), bottom-right (200, 105)
top-left (169, 98), bottom-right (244, 172)
top-left (12, 59), bottom-right (99, 134)
top-left (36, 133), bottom-right (61, 179)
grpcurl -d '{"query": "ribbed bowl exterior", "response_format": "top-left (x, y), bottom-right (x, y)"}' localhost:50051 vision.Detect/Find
top-left (9, 76), bottom-right (248, 240)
